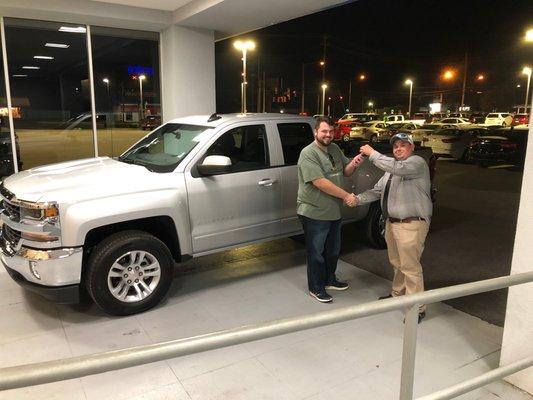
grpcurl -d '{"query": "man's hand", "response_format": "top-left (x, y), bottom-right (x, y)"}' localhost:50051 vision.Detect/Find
top-left (360, 144), bottom-right (375, 157)
top-left (343, 193), bottom-right (358, 207)
top-left (351, 153), bottom-right (364, 168)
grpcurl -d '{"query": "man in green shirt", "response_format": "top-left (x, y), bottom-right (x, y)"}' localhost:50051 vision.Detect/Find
top-left (297, 116), bottom-right (363, 303)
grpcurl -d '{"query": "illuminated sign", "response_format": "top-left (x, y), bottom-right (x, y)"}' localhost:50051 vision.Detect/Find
top-left (127, 66), bottom-right (154, 76)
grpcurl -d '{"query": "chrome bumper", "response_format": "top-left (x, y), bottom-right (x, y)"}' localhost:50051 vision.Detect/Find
top-left (0, 228), bottom-right (83, 287)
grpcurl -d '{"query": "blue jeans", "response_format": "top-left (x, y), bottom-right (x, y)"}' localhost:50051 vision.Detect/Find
top-left (298, 215), bottom-right (342, 294)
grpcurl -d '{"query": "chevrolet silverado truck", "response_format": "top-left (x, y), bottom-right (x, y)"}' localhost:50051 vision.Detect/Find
top-left (0, 113), bottom-right (435, 315)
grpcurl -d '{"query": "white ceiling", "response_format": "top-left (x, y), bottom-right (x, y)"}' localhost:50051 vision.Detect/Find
top-left (92, 0), bottom-right (193, 11)
top-left (175, 0), bottom-right (350, 40)
top-left (0, 0), bottom-right (350, 39)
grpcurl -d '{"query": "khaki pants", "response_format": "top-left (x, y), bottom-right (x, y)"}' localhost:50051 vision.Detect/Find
top-left (384, 220), bottom-right (429, 312)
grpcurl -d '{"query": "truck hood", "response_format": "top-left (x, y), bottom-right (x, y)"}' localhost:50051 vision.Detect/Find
top-left (3, 157), bottom-right (175, 203)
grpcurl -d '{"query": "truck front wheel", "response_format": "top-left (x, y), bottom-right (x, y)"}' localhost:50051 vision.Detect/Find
top-left (365, 203), bottom-right (387, 249)
top-left (85, 230), bottom-right (174, 315)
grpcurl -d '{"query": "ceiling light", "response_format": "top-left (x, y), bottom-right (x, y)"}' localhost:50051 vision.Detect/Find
top-left (34, 56), bottom-right (54, 60)
top-left (45, 43), bottom-right (69, 48)
top-left (22, 66), bottom-right (40, 70)
top-left (59, 26), bottom-right (86, 33)
top-left (12, 74), bottom-right (28, 77)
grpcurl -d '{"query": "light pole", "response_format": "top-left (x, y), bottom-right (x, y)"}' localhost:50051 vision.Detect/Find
top-left (405, 79), bottom-right (413, 117)
top-left (368, 101), bottom-right (374, 112)
top-left (233, 40), bottom-right (256, 113)
top-left (523, 67), bottom-right (532, 112)
top-left (138, 74), bottom-right (146, 121)
top-left (321, 84), bottom-right (328, 115)
top-left (102, 78), bottom-right (110, 109)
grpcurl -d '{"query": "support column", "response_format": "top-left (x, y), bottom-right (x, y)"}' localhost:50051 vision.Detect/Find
top-left (160, 25), bottom-right (216, 121)
top-left (501, 98), bottom-right (533, 395)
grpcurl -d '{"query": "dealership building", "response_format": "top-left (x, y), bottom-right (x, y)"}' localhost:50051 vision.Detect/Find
top-left (0, 0), bottom-right (531, 397)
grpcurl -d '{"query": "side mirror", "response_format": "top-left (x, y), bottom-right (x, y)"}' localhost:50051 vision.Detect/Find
top-left (197, 155), bottom-right (232, 176)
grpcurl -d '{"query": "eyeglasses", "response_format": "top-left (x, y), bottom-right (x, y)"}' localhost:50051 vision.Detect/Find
top-left (327, 153), bottom-right (336, 170)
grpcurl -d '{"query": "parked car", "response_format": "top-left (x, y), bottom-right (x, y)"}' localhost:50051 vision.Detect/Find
top-left (334, 120), bottom-right (363, 141)
top-left (512, 113), bottom-right (529, 126)
top-left (383, 122), bottom-right (421, 141)
top-left (430, 113), bottom-right (446, 122)
top-left (383, 114), bottom-right (405, 123)
top-left (0, 113), bottom-right (437, 315)
top-left (0, 131), bottom-right (22, 177)
top-left (466, 126), bottom-right (528, 166)
top-left (0, 117), bottom-right (23, 177)
top-left (448, 112), bottom-right (469, 119)
top-left (484, 112), bottom-right (512, 126)
top-left (412, 113), bottom-right (430, 124)
top-left (437, 117), bottom-right (471, 125)
top-left (337, 113), bottom-right (379, 123)
top-left (469, 113), bottom-right (486, 124)
top-left (349, 121), bottom-right (389, 142)
top-left (141, 115), bottom-right (162, 131)
top-left (423, 127), bottom-right (487, 160)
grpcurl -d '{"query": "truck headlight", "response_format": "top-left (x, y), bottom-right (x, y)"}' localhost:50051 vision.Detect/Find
top-left (19, 203), bottom-right (59, 221)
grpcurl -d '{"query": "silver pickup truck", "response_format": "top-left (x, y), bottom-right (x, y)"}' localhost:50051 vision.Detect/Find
top-left (0, 113), bottom-right (435, 315)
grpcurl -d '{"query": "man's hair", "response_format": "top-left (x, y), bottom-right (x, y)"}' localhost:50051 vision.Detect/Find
top-left (314, 116), bottom-right (333, 130)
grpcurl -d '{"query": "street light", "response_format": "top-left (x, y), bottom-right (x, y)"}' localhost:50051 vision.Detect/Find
top-left (476, 74), bottom-right (485, 81)
top-left (442, 69), bottom-right (456, 81)
top-left (138, 74), bottom-right (146, 121)
top-left (102, 78), bottom-right (110, 110)
top-left (525, 29), bottom-right (533, 43)
top-left (321, 83), bottom-right (328, 115)
top-left (523, 67), bottom-right (532, 112)
top-left (405, 79), bottom-right (413, 117)
top-left (359, 74), bottom-right (366, 81)
top-left (233, 40), bottom-right (256, 113)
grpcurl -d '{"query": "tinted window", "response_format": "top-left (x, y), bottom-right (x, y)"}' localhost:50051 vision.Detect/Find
top-left (278, 123), bottom-right (314, 165)
top-left (205, 124), bottom-right (269, 173)
top-left (487, 113), bottom-right (498, 118)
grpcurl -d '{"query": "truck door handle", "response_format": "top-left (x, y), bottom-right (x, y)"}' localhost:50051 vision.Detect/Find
top-left (258, 178), bottom-right (277, 187)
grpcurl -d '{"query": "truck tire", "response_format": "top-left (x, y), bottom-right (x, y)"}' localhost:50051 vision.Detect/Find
top-left (85, 230), bottom-right (174, 316)
top-left (365, 203), bottom-right (387, 249)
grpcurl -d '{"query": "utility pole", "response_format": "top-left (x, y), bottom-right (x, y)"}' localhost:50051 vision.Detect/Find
top-left (348, 81), bottom-right (352, 111)
top-left (301, 63), bottom-right (305, 114)
top-left (262, 71), bottom-right (266, 113)
top-left (461, 52), bottom-right (468, 109)
top-left (320, 36), bottom-right (327, 114)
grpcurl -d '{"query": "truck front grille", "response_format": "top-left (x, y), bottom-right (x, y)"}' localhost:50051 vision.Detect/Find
top-left (0, 183), bottom-right (20, 222)
top-left (2, 224), bottom-right (21, 248)
top-left (2, 199), bottom-right (20, 222)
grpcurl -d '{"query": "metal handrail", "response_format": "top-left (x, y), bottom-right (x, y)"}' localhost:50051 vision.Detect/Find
top-left (1, 271), bottom-right (532, 399)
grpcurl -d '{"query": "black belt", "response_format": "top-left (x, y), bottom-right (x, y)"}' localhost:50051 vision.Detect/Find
top-left (389, 217), bottom-right (425, 223)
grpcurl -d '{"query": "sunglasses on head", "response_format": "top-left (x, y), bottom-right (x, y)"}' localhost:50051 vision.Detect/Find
top-left (327, 153), bottom-right (336, 170)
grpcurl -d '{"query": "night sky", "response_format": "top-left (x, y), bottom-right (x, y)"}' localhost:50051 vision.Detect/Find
top-left (215, 0), bottom-right (533, 117)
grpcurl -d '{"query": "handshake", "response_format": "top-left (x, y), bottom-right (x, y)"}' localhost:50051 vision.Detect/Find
top-left (343, 193), bottom-right (358, 207)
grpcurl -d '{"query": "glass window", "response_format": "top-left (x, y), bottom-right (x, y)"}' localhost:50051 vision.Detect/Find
top-left (91, 27), bottom-right (161, 158)
top-left (120, 123), bottom-right (212, 173)
top-left (5, 18), bottom-right (94, 169)
top-left (278, 122), bottom-right (313, 165)
top-left (204, 124), bottom-right (268, 173)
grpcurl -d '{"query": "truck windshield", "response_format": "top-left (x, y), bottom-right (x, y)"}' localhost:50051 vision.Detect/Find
top-left (119, 123), bottom-right (213, 172)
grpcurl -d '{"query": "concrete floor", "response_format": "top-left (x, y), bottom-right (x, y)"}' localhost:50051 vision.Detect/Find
top-left (1, 243), bottom-right (531, 400)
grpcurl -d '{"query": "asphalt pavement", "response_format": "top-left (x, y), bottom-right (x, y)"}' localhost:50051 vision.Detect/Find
top-left (341, 159), bottom-right (524, 326)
